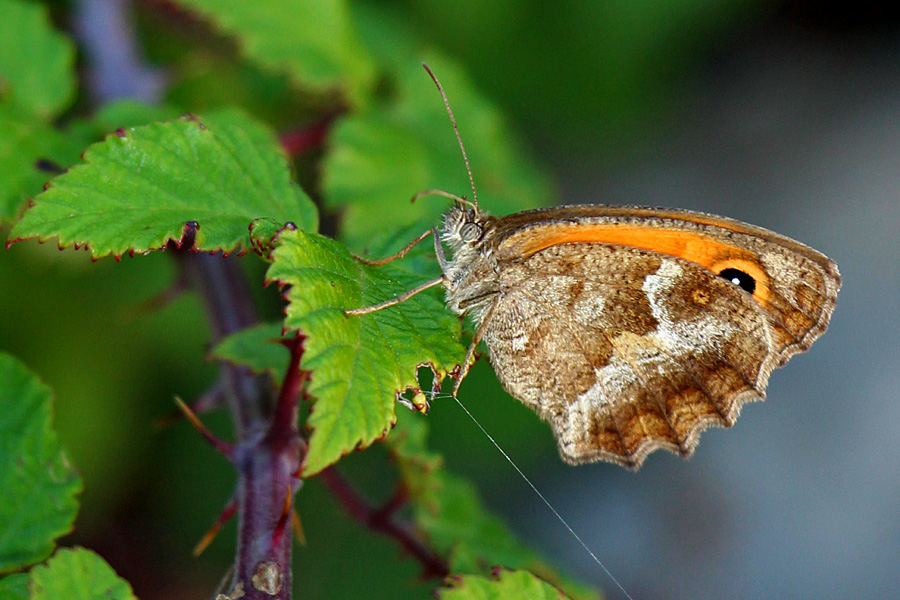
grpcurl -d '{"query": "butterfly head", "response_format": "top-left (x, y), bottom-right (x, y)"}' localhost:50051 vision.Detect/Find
top-left (441, 203), bottom-right (491, 251)
top-left (439, 203), bottom-right (499, 318)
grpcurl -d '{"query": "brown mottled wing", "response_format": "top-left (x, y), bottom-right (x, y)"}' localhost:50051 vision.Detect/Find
top-left (481, 243), bottom-right (793, 468)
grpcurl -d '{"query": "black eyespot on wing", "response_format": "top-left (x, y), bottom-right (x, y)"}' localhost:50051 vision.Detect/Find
top-left (718, 267), bottom-right (756, 294)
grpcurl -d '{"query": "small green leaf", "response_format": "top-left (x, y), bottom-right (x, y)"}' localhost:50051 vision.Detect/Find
top-left (11, 108), bottom-right (318, 258)
top-left (0, 573), bottom-right (29, 600)
top-left (267, 228), bottom-right (465, 476)
top-left (0, 0), bottom-right (76, 117)
top-left (211, 322), bottom-right (290, 378)
top-left (0, 354), bottom-right (82, 573)
top-left (29, 548), bottom-right (136, 600)
top-left (439, 569), bottom-right (570, 600)
top-left (0, 101), bottom-right (83, 225)
top-left (322, 53), bottom-right (554, 250)
top-left (177, 0), bottom-right (375, 106)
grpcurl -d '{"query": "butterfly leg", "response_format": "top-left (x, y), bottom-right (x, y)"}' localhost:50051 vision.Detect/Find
top-left (345, 276), bottom-right (443, 316)
top-left (432, 226), bottom-right (449, 273)
top-left (346, 227), bottom-right (447, 316)
top-left (452, 300), bottom-right (498, 396)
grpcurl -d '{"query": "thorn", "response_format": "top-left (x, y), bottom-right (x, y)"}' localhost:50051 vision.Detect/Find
top-left (173, 396), bottom-right (235, 459)
top-left (156, 381), bottom-right (226, 429)
top-left (271, 488), bottom-right (293, 551)
top-left (291, 508), bottom-right (306, 546)
top-left (193, 497), bottom-right (238, 556)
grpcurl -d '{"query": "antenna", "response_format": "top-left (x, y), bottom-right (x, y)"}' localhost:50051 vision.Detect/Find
top-left (421, 62), bottom-right (480, 214)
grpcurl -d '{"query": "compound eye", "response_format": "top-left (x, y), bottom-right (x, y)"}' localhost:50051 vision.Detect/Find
top-left (460, 222), bottom-right (482, 243)
top-left (718, 267), bottom-right (756, 294)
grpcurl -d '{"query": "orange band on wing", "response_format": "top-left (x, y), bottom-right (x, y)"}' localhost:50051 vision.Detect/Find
top-left (510, 223), bottom-right (771, 304)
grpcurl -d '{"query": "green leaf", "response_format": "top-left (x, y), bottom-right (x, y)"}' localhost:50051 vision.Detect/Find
top-left (0, 354), bottom-right (82, 573)
top-left (11, 108), bottom-right (318, 258)
top-left (177, 0), bottom-right (375, 107)
top-left (439, 569), bottom-right (570, 600)
top-left (322, 53), bottom-right (554, 250)
top-left (0, 101), bottom-right (83, 225)
top-left (267, 228), bottom-right (465, 476)
top-left (0, 573), bottom-right (29, 600)
top-left (0, 0), bottom-right (76, 117)
top-left (210, 322), bottom-right (290, 378)
top-left (29, 548), bottom-right (136, 600)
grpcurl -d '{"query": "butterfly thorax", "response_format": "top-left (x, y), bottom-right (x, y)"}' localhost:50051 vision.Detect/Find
top-left (440, 205), bottom-right (501, 320)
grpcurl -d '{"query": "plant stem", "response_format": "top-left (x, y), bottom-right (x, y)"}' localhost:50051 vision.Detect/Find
top-left (318, 468), bottom-right (450, 580)
top-left (279, 118), bottom-right (334, 157)
top-left (179, 252), bottom-right (268, 431)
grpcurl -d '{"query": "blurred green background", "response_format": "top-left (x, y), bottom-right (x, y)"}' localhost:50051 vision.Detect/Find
top-left (3, 1), bottom-right (898, 599)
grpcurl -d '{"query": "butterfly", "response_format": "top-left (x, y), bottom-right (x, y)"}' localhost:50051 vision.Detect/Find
top-left (347, 65), bottom-right (840, 469)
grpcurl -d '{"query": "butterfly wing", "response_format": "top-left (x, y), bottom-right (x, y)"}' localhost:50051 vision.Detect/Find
top-left (480, 241), bottom-right (820, 468)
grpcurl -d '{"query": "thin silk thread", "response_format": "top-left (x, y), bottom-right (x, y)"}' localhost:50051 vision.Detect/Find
top-left (429, 391), bottom-right (635, 600)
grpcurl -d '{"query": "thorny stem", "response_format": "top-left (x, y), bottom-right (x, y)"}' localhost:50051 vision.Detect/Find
top-left (318, 468), bottom-right (451, 580)
top-left (182, 254), bottom-right (448, 593)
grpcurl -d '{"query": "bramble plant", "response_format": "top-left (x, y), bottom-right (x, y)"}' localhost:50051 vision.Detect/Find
top-left (0, 1), bottom-right (600, 598)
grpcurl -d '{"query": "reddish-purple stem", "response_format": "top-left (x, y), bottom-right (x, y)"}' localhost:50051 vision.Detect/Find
top-left (318, 468), bottom-right (450, 580)
top-left (279, 119), bottom-right (333, 157)
top-left (74, 3), bottom-right (310, 596)
top-left (268, 335), bottom-right (308, 445)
